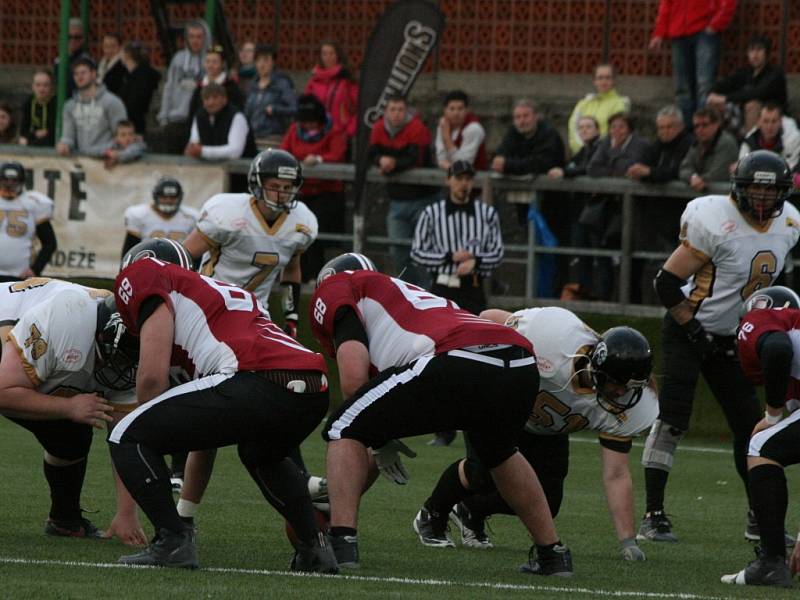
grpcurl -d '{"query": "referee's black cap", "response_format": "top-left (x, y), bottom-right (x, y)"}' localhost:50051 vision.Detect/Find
top-left (447, 160), bottom-right (475, 178)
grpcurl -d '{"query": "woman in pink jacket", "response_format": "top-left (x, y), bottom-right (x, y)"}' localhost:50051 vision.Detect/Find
top-left (304, 41), bottom-right (358, 139)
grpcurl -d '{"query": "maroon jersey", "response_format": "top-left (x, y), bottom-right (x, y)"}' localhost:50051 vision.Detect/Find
top-left (738, 308), bottom-right (800, 400)
top-left (115, 258), bottom-right (327, 377)
top-left (310, 271), bottom-right (533, 371)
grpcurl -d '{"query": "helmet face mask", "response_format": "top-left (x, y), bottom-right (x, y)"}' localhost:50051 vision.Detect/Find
top-left (95, 298), bottom-right (138, 391)
top-left (121, 238), bottom-right (194, 271)
top-left (732, 150), bottom-right (793, 225)
top-left (316, 253), bottom-right (378, 288)
top-left (0, 162), bottom-right (25, 200)
top-left (152, 177), bottom-right (183, 216)
top-left (743, 285), bottom-right (800, 313)
top-left (590, 327), bottom-right (653, 414)
top-left (248, 149), bottom-right (303, 214)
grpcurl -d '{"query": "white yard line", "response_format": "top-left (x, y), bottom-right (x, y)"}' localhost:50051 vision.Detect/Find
top-left (0, 556), bottom-right (735, 599)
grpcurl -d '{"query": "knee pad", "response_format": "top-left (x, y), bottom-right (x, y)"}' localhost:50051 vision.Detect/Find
top-left (641, 419), bottom-right (685, 471)
top-left (462, 457), bottom-right (496, 493)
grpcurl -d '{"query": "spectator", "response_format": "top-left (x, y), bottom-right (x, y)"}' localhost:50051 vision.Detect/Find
top-left (434, 90), bottom-right (487, 171)
top-left (587, 112), bottom-right (651, 177)
top-left (492, 98), bottom-right (565, 224)
top-left (368, 94), bottom-right (436, 286)
top-left (549, 116), bottom-right (601, 179)
top-left (156, 19), bottom-right (209, 154)
top-left (280, 94), bottom-right (347, 282)
top-left (567, 64), bottom-right (630, 154)
top-left (679, 107), bottom-right (739, 191)
top-left (649, 0), bottom-right (737, 128)
top-left (53, 17), bottom-right (91, 97)
top-left (411, 160), bottom-right (503, 316)
top-left (185, 83), bottom-right (256, 162)
top-left (98, 33), bottom-right (126, 97)
top-left (56, 57), bottom-right (127, 157)
top-left (102, 120), bottom-right (146, 169)
top-left (19, 70), bottom-right (56, 147)
top-left (707, 34), bottom-right (788, 135)
top-left (739, 104), bottom-right (800, 170)
top-left (305, 41), bottom-right (358, 138)
top-left (0, 102), bottom-right (18, 144)
top-left (119, 42), bottom-right (161, 135)
top-left (188, 45), bottom-right (244, 121)
top-left (236, 40), bottom-right (257, 97)
top-left (628, 105), bottom-right (693, 183)
top-left (245, 44), bottom-right (297, 146)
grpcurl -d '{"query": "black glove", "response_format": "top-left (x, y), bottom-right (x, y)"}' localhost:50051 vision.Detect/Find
top-left (682, 318), bottom-right (719, 362)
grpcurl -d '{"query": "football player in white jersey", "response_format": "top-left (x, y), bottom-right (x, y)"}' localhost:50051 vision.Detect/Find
top-left (0, 280), bottom-right (146, 545)
top-left (121, 176), bottom-right (199, 257)
top-left (178, 149), bottom-right (320, 525)
top-left (641, 150), bottom-right (800, 544)
top-left (0, 161), bottom-right (57, 281)
top-left (417, 307), bottom-right (656, 562)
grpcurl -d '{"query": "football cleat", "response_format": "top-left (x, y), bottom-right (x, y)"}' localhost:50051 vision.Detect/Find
top-left (745, 510), bottom-right (796, 546)
top-left (519, 543), bottom-right (574, 577)
top-left (721, 548), bottom-right (794, 588)
top-left (450, 502), bottom-right (493, 549)
top-left (118, 528), bottom-right (198, 569)
top-left (330, 534), bottom-right (360, 569)
top-left (413, 507), bottom-right (454, 548)
top-left (290, 532), bottom-right (339, 574)
top-left (308, 476), bottom-right (330, 514)
top-left (44, 515), bottom-right (104, 539)
top-left (637, 511), bottom-right (678, 542)
top-left (170, 477), bottom-right (184, 494)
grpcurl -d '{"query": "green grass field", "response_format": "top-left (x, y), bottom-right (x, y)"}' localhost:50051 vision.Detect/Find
top-left (2, 289), bottom-right (793, 598)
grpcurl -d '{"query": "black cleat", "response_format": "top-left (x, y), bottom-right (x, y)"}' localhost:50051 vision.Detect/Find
top-left (413, 508), bottom-right (454, 548)
top-left (44, 515), bottom-right (104, 539)
top-left (637, 510), bottom-right (678, 542)
top-left (450, 502), bottom-right (493, 549)
top-left (330, 533), bottom-right (360, 569)
top-left (291, 532), bottom-right (339, 574)
top-left (520, 543), bottom-right (574, 577)
top-left (118, 528), bottom-right (198, 569)
top-left (722, 548), bottom-right (794, 588)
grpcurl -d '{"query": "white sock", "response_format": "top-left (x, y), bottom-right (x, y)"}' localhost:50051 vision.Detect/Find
top-left (177, 498), bottom-right (199, 518)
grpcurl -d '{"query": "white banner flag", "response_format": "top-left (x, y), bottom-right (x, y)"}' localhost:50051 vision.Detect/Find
top-left (0, 154), bottom-right (226, 279)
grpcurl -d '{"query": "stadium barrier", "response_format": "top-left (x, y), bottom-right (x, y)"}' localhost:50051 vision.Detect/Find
top-left (0, 144), bottom-right (744, 317)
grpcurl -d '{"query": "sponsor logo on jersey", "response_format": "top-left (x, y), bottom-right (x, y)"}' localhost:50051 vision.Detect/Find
top-left (62, 348), bottom-right (83, 364)
top-left (231, 218), bottom-right (248, 230)
top-left (721, 220), bottom-right (737, 233)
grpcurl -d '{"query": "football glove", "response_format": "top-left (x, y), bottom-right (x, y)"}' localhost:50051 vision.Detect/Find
top-left (682, 318), bottom-right (720, 362)
top-left (372, 439), bottom-right (417, 485)
top-left (620, 537), bottom-right (646, 561)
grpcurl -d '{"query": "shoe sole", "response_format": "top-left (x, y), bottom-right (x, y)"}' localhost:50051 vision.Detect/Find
top-left (413, 516), bottom-right (454, 548)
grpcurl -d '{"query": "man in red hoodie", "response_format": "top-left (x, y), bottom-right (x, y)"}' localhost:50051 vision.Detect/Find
top-left (368, 94), bottom-right (438, 287)
top-left (649, 0), bottom-right (737, 128)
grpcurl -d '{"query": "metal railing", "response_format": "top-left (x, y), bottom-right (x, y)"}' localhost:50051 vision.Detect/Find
top-left (2, 145), bottom-right (741, 316)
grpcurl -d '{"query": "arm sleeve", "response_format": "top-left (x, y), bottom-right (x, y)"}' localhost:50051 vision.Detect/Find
top-left (678, 146), bottom-right (697, 182)
top-left (567, 99), bottom-right (584, 154)
top-left (59, 103), bottom-right (76, 147)
top-left (586, 140), bottom-right (611, 177)
top-left (108, 96), bottom-right (128, 130)
top-left (332, 306), bottom-right (369, 350)
top-left (678, 202), bottom-right (714, 258)
top-left (320, 130), bottom-right (348, 163)
top-left (435, 126), bottom-right (447, 163)
top-left (472, 205), bottom-right (504, 271)
top-left (271, 79), bottom-right (298, 117)
top-left (710, 0), bottom-right (737, 32)
top-left (452, 123), bottom-right (485, 164)
top-left (31, 221), bottom-right (57, 275)
top-left (19, 99), bottom-right (32, 139)
top-left (201, 113), bottom-right (249, 160)
top-left (189, 118), bottom-right (200, 144)
top-left (117, 140), bottom-right (146, 163)
top-left (711, 69), bottom-right (747, 95)
top-left (156, 60), bottom-right (177, 123)
top-left (757, 330), bottom-right (794, 409)
top-left (727, 69), bottom-right (787, 105)
top-left (410, 206), bottom-right (449, 268)
top-left (392, 143), bottom-right (420, 172)
top-left (309, 277), bottom-right (360, 357)
top-left (195, 197), bottom-right (233, 247)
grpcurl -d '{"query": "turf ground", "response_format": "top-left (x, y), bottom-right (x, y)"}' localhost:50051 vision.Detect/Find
top-left (1, 420), bottom-right (799, 599)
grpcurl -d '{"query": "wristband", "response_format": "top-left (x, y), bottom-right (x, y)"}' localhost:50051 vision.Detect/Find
top-left (765, 411), bottom-right (782, 425)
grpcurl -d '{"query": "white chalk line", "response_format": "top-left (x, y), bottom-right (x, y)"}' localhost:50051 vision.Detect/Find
top-left (0, 556), bottom-right (738, 599)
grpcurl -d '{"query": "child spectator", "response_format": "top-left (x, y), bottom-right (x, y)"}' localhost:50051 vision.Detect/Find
top-left (103, 120), bottom-right (146, 168)
top-left (19, 70), bottom-right (56, 147)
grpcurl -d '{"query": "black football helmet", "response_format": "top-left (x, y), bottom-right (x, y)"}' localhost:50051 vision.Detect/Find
top-left (248, 149), bottom-right (303, 213)
top-left (152, 176), bottom-right (184, 216)
top-left (743, 285), bottom-right (800, 313)
top-left (590, 326), bottom-right (653, 414)
top-left (95, 296), bottom-right (139, 391)
top-left (121, 238), bottom-right (194, 271)
top-left (316, 253), bottom-right (378, 288)
top-left (731, 150), bottom-right (793, 225)
top-left (0, 161), bottom-right (25, 200)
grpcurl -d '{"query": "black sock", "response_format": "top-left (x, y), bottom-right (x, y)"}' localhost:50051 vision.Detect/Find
top-left (286, 446), bottom-right (308, 478)
top-left (749, 464), bottom-right (788, 559)
top-left (330, 526), bottom-right (357, 538)
top-left (462, 491), bottom-right (513, 521)
top-left (644, 467), bottom-right (669, 514)
top-left (424, 461), bottom-right (471, 518)
top-left (109, 442), bottom-right (185, 534)
top-left (246, 457), bottom-right (318, 544)
top-left (43, 458), bottom-right (87, 521)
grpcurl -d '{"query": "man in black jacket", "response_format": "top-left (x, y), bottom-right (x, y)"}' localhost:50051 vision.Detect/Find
top-left (184, 83), bottom-right (257, 162)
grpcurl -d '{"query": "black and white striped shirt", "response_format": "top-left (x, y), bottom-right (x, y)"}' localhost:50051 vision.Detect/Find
top-left (411, 197), bottom-right (504, 277)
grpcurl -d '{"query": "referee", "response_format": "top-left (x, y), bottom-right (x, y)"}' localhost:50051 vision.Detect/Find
top-left (411, 160), bottom-right (504, 315)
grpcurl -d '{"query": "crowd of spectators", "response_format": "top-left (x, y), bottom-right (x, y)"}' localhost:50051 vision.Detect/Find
top-left (1, 4), bottom-right (799, 302)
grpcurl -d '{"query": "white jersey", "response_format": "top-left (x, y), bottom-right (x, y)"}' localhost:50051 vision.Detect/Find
top-left (196, 193), bottom-right (318, 302)
top-left (679, 195), bottom-right (800, 335)
top-left (0, 277), bottom-right (110, 327)
top-left (124, 203), bottom-right (199, 243)
top-left (0, 191), bottom-right (54, 276)
top-left (507, 307), bottom-right (658, 440)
